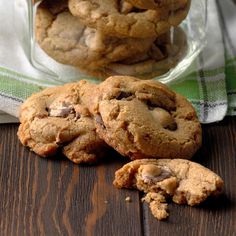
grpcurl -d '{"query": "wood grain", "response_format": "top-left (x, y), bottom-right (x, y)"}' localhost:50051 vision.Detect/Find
top-left (0, 124), bottom-right (142, 236)
top-left (0, 118), bottom-right (236, 236)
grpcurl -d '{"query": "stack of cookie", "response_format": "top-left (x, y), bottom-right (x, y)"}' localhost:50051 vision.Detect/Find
top-left (35, 0), bottom-right (190, 79)
top-left (17, 76), bottom-right (224, 221)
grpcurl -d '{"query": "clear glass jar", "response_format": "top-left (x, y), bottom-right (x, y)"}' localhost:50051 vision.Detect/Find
top-left (25, 0), bottom-right (207, 84)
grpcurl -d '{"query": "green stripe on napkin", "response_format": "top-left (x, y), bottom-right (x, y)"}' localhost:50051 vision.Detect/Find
top-left (225, 56), bottom-right (236, 115)
top-left (0, 67), bottom-right (46, 101)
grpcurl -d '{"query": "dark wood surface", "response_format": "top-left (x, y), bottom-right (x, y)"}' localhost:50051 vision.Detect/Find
top-left (0, 117), bottom-right (235, 236)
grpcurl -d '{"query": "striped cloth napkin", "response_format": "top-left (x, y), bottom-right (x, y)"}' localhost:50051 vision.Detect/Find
top-left (0, 0), bottom-right (236, 124)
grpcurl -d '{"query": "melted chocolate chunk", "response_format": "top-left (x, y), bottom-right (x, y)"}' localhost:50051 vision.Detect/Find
top-left (165, 122), bottom-right (177, 131)
top-left (75, 113), bottom-right (81, 120)
top-left (95, 114), bottom-right (106, 129)
top-left (48, 103), bottom-right (75, 118)
top-left (146, 100), bottom-right (158, 110)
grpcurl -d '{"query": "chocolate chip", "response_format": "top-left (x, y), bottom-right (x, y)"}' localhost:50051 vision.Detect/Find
top-left (146, 100), bottom-right (158, 110)
top-left (48, 105), bottom-right (75, 118)
top-left (116, 91), bottom-right (134, 100)
top-left (141, 165), bottom-right (173, 184)
top-left (121, 121), bottom-right (134, 142)
top-left (131, 7), bottom-right (146, 13)
top-left (95, 114), bottom-right (106, 129)
top-left (76, 113), bottom-right (81, 120)
top-left (165, 122), bottom-right (177, 131)
top-left (150, 107), bottom-right (177, 131)
top-left (61, 107), bottom-right (74, 117)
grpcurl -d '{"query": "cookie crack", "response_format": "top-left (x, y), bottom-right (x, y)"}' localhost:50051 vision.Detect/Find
top-left (115, 91), bottom-right (135, 101)
top-left (41, 14), bottom-right (57, 45)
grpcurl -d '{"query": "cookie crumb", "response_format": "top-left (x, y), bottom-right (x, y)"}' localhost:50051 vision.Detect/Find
top-left (125, 196), bottom-right (131, 202)
top-left (104, 200), bottom-right (108, 204)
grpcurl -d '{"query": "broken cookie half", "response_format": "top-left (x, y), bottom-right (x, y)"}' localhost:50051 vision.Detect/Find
top-left (113, 159), bottom-right (223, 220)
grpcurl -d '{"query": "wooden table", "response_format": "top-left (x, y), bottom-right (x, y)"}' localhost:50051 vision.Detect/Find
top-left (0, 117), bottom-right (235, 236)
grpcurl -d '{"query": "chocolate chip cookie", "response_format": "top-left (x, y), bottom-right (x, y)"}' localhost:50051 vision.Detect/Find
top-left (113, 159), bottom-right (224, 220)
top-left (17, 80), bottom-right (107, 164)
top-left (36, 1), bottom-right (155, 70)
top-left (68, 0), bottom-right (191, 38)
top-left (91, 76), bottom-right (202, 160)
top-left (125, 0), bottom-right (189, 10)
top-left (84, 27), bottom-right (187, 79)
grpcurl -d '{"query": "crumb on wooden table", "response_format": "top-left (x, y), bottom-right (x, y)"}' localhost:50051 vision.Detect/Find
top-left (125, 196), bottom-right (131, 202)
